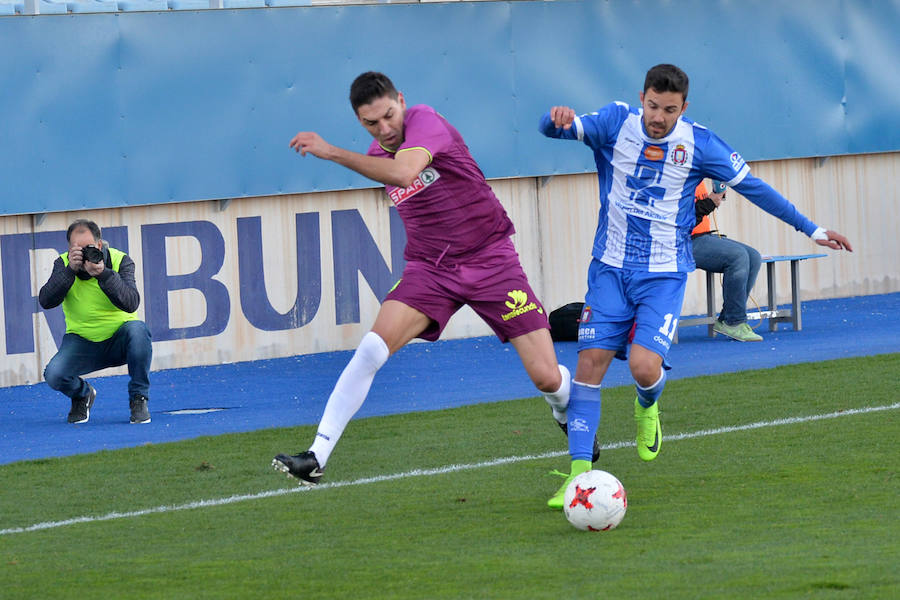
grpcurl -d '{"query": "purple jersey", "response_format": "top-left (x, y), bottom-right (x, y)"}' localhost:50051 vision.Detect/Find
top-left (367, 104), bottom-right (514, 265)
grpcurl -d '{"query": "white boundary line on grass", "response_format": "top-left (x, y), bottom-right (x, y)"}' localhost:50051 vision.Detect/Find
top-left (2, 402), bottom-right (897, 537)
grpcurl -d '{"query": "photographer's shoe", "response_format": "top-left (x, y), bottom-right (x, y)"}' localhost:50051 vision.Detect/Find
top-left (129, 394), bottom-right (151, 424)
top-left (272, 451), bottom-right (324, 486)
top-left (67, 383), bottom-right (96, 424)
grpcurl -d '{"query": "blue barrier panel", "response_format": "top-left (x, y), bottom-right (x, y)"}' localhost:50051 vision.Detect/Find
top-left (67, 0), bottom-right (118, 13)
top-left (0, 0), bottom-right (898, 215)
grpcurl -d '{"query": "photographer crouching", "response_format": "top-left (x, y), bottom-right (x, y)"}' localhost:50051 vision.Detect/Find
top-left (39, 219), bottom-right (152, 424)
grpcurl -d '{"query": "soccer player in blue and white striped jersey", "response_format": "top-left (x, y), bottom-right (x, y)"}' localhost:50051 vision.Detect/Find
top-left (539, 64), bottom-right (852, 509)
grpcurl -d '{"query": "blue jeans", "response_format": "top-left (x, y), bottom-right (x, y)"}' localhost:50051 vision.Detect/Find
top-left (691, 234), bottom-right (762, 326)
top-left (43, 320), bottom-right (152, 400)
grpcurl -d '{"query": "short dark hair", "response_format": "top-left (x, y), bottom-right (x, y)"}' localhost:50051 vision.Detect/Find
top-left (349, 71), bottom-right (399, 113)
top-left (644, 64), bottom-right (689, 101)
top-left (66, 219), bottom-right (101, 243)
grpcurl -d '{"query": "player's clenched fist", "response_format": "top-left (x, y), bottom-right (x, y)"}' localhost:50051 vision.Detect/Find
top-left (549, 106), bottom-right (576, 130)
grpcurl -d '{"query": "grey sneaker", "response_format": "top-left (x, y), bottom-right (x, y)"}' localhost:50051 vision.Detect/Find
top-left (129, 394), bottom-right (151, 424)
top-left (713, 320), bottom-right (763, 342)
top-left (67, 383), bottom-right (96, 424)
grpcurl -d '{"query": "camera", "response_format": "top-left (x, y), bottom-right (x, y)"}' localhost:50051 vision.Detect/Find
top-left (82, 245), bottom-right (104, 264)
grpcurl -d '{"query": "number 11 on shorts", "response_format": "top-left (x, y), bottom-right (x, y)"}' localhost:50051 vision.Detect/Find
top-left (658, 313), bottom-right (678, 341)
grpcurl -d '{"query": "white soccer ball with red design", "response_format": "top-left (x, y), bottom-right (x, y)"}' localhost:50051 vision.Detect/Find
top-left (563, 470), bottom-right (627, 531)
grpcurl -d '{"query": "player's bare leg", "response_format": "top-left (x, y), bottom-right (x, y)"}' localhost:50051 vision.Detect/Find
top-left (509, 328), bottom-right (562, 393)
top-left (370, 300), bottom-right (433, 354)
top-left (273, 301), bottom-right (430, 484)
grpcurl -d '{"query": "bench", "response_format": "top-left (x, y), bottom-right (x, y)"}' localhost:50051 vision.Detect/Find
top-left (678, 253), bottom-right (827, 338)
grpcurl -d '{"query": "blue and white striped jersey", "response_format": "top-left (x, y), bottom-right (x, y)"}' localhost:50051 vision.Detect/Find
top-left (540, 102), bottom-right (818, 272)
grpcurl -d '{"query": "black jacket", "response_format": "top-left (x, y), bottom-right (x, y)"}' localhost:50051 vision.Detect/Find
top-left (38, 245), bottom-right (141, 314)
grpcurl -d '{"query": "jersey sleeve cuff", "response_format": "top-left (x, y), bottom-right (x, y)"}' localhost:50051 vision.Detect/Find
top-left (573, 116), bottom-right (584, 141)
top-left (724, 164), bottom-right (750, 187)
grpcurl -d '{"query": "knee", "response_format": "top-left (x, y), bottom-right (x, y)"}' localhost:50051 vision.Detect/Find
top-left (123, 321), bottom-right (152, 356)
top-left (574, 350), bottom-right (612, 384)
top-left (733, 250), bottom-right (752, 270)
top-left (43, 359), bottom-right (65, 390)
top-left (123, 320), bottom-right (150, 341)
top-left (747, 247), bottom-right (762, 271)
top-left (747, 246), bottom-right (761, 262)
top-left (629, 357), bottom-right (661, 388)
top-left (532, 365), bottom-right (562, 394)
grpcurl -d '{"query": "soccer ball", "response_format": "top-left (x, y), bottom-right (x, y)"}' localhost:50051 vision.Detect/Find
top-left (563, 470), bottom-right (627, 531)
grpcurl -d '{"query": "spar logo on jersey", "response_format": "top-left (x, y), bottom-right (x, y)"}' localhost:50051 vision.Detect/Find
top-left (388, 167), bottom-right (440, 206)
top-left (501, 289), bottom-right (541, 321)
top-left (671, 144), bottom-right (688, 165)
top-left (730, 151), bottom-right (746, 172)
top-left (644, 145), bottom-right (664, 161)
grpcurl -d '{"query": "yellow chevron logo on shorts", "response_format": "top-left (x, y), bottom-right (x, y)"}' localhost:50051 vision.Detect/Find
top-left (502, 290), bottom-right (539, 321)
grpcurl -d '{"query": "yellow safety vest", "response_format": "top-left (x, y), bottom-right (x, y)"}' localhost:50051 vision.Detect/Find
top-left (61, 247), bottom-right (138, 342)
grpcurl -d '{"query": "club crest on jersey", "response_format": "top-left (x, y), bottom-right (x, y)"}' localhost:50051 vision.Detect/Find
top-left (730, 151), bottom-right (746, 172)
top-left (643, 145), bottom-right (664, 161)
top-left (578, 305), bottom-right (596, 340)
top-left (670, 144), bottom-right (688, 165)
top-left (388, 167), bottom-right (440, 206)
top-left (580, 305), bottom-right (592, 324)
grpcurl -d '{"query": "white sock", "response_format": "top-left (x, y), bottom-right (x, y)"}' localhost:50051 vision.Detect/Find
top-left (309, 331), bottom-right (389, 467)
top-left (544, 364), bottom-right (571, 424)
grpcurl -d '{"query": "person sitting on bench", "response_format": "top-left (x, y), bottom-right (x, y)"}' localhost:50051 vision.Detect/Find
top-left (692, 180), bottom-right (764, 341)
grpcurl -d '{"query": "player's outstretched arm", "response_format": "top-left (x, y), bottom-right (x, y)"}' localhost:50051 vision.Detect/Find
top-left (539, 106), bottom-right (580, 139)
top-left (289, 131), bottom-right (334, 159)
top-left (815, 229), bottom-right (853, 252)
top-left (732, 175), bottom-right (852, 252)
top-left (289, 131), bottom-right (428, 188)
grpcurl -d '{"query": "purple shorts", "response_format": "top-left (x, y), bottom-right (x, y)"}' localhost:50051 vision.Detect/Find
top-left (385, 238), bottom-right (550, 342)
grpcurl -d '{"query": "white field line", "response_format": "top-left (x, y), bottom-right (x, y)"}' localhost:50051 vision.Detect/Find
top-left (2, 402), bottom-right (897, 537)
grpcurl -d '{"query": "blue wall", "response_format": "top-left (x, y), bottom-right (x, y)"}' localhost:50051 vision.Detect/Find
top-left (1, 0), bottom-right (898, 215)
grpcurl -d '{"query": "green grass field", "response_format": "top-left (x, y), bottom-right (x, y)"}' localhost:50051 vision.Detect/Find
top-left (2, 355), bottom-right (898, 599)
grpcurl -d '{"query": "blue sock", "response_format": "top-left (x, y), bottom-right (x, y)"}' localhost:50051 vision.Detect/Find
top-left (567, 381), bottom-right (602, 462)
top-left (636, 368), bottom-right (666, 408)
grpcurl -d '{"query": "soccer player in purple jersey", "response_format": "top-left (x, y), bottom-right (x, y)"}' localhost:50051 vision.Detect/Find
top-left (273, 71), bottom-right (594, 488)
top-left (539, 64), bottom-right (852, 509)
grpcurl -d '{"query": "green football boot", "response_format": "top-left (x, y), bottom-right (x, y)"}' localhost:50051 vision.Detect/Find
top-left (634, 397), bottom-right (661, 461)
top-left (547, 459), bottom-right (592, 510)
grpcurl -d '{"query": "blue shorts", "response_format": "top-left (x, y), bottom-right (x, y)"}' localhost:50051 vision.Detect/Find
top-left (577, 259), bottom-right (687, 361)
